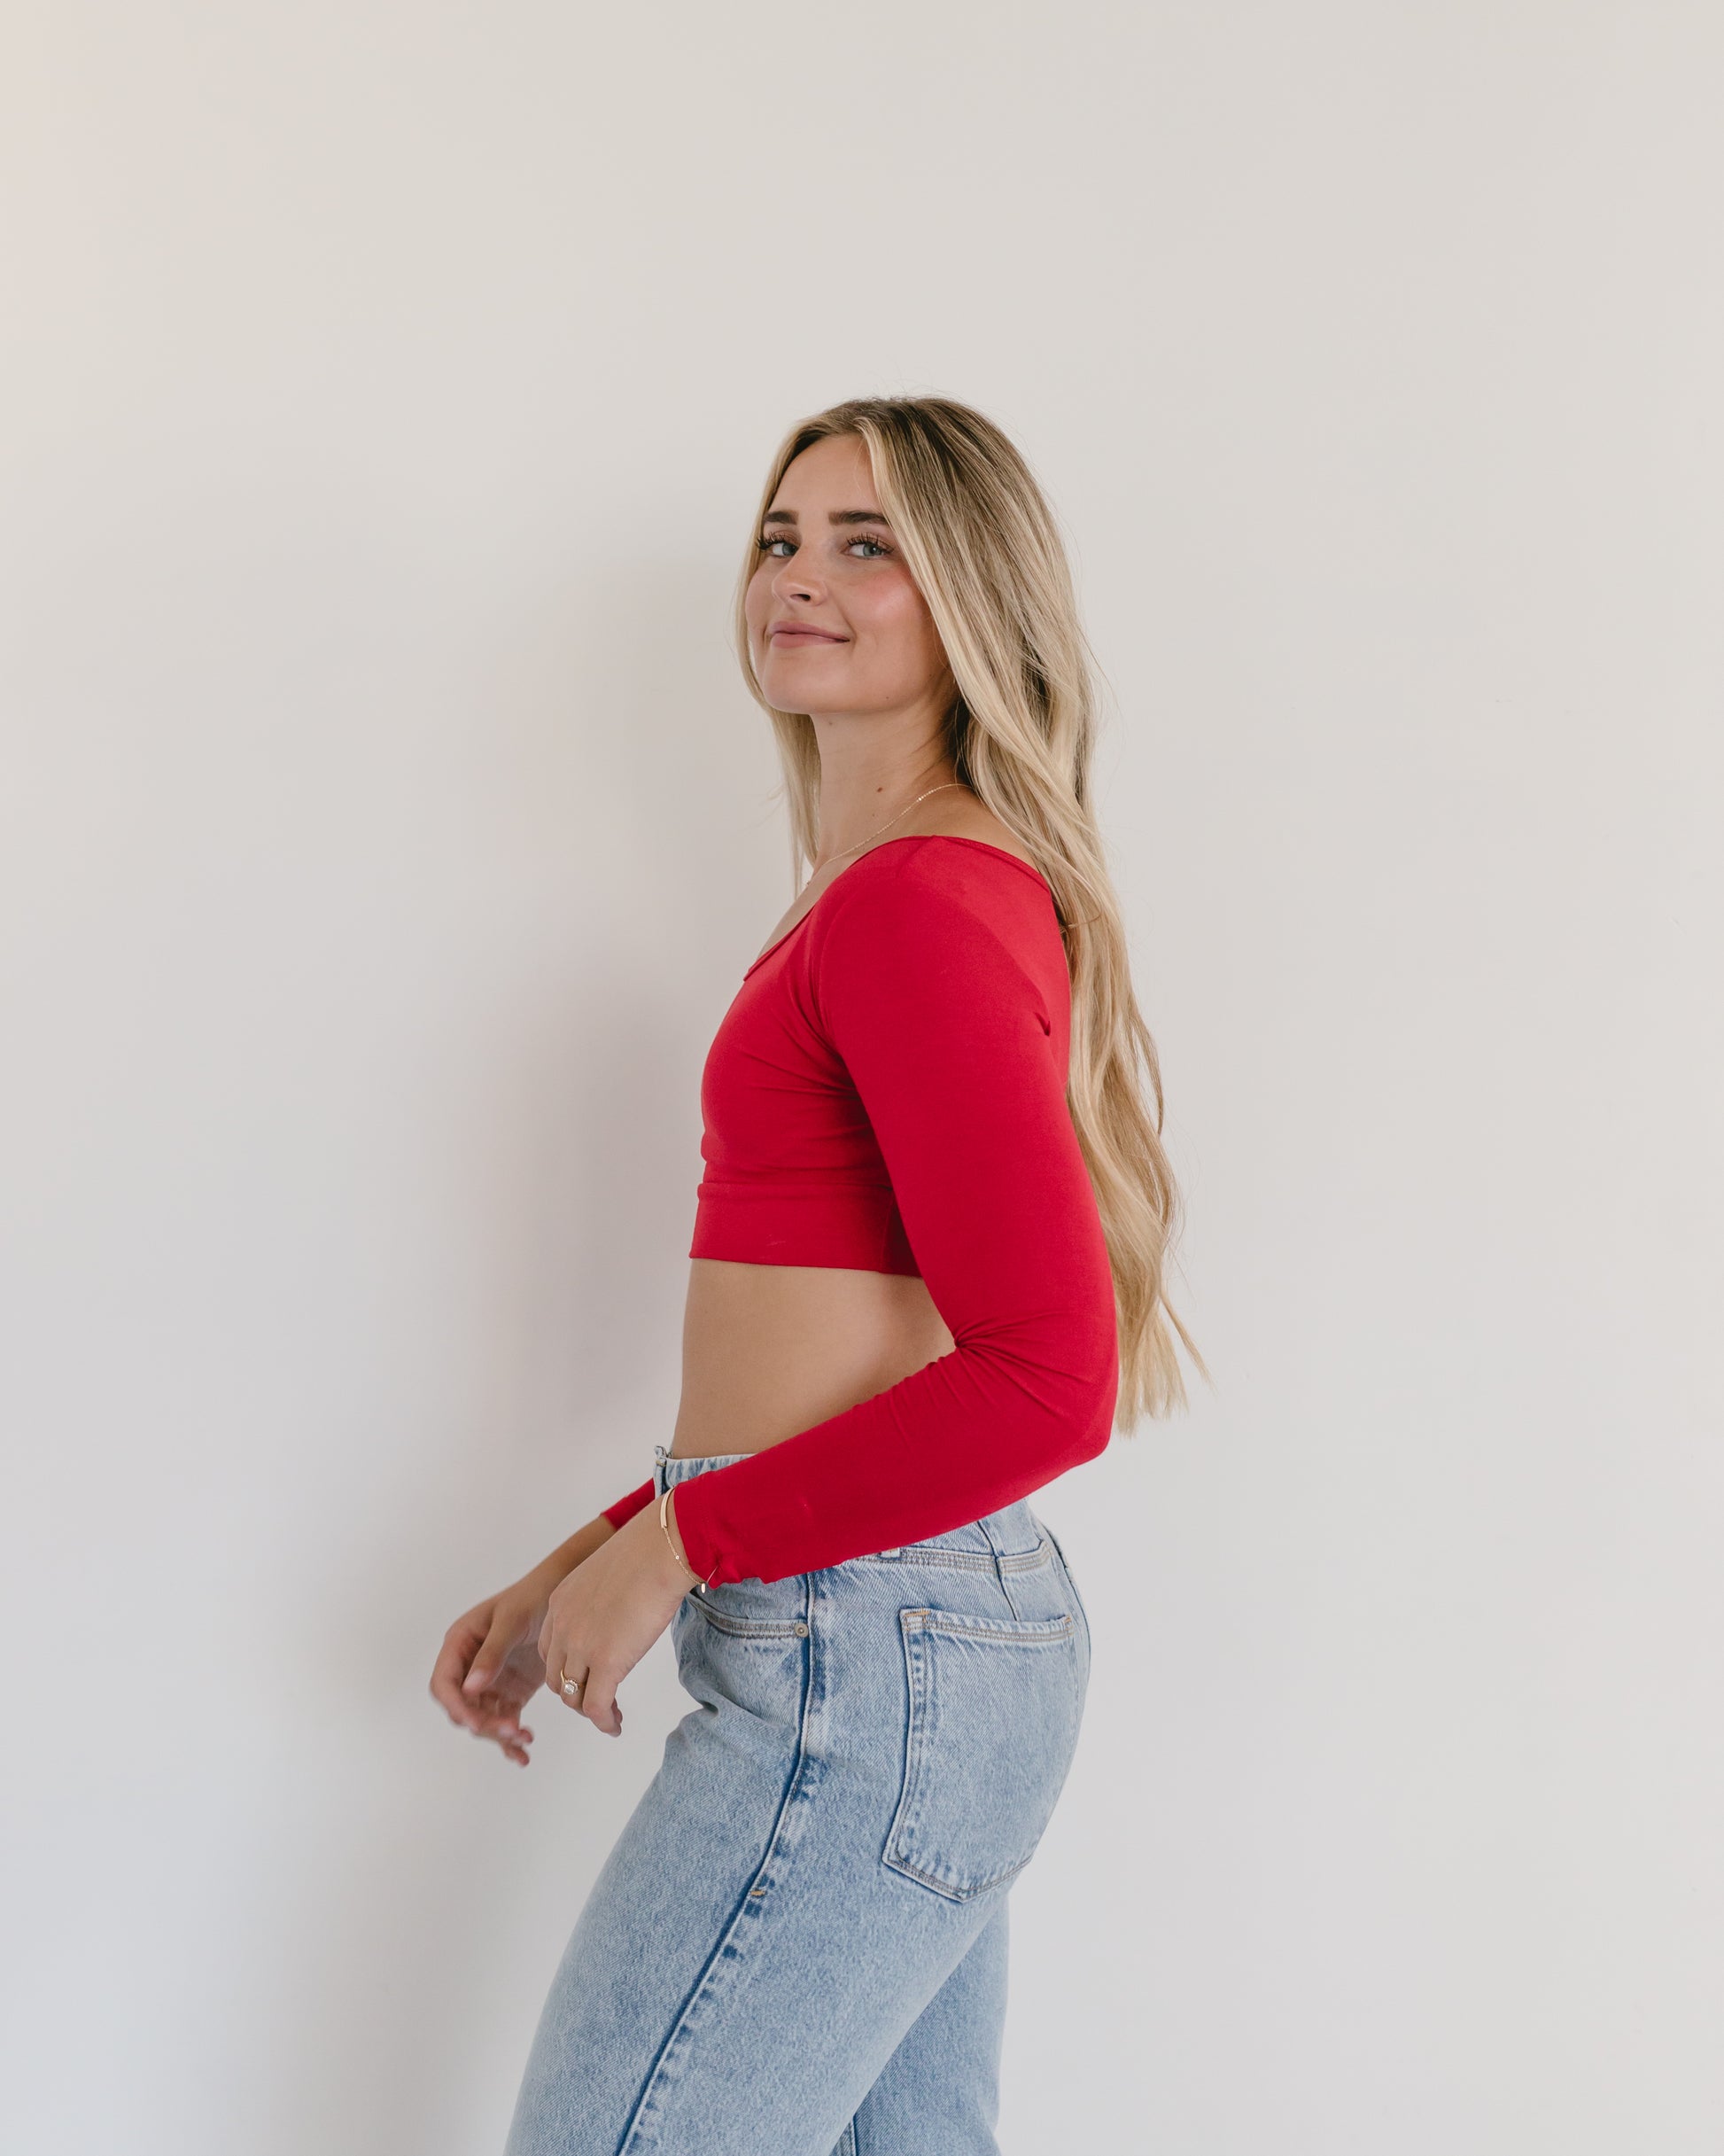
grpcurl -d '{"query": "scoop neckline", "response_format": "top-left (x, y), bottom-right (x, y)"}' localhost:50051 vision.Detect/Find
top-left (742, 833), bottom-right (1052, 979)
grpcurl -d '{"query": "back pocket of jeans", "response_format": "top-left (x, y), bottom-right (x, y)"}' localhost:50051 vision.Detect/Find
top-left (882, 1604), bottom-right (1082, 1903)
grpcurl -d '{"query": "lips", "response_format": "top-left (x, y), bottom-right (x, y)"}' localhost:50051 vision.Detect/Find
top-left (768, 624), bottom-right (846, 644)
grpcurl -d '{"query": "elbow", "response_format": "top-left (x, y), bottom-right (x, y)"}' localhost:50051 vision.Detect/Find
top-left (1045, 1304), bottom-right (1119, 1467)
top-left (1075, 1335), bottom-right (1119, 1464)
top-left (1082, 1280), bottom-right (1122, 1452)
top-left (952, 1293), bottom-right (1119, 1467)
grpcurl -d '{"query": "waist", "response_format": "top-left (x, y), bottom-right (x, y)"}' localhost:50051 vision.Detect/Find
top-left (672, 1257), bottom-right (953, 1459)
top-left (652, 1444), bottom-right (1053, 1574)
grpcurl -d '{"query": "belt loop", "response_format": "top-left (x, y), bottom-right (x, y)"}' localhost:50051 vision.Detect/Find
top-left (977, 1513), bottom-right (1011, 1591)
top-left (979, 1514), bottom-right (1024, 1617)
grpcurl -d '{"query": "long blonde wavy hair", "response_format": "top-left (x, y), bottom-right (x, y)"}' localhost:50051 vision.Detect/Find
top-left (732, 394), bottom-right (1205, 1425)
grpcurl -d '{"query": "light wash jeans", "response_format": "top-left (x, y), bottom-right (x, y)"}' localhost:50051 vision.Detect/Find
top-left (502, 1445), bottom-right (1092, 2156)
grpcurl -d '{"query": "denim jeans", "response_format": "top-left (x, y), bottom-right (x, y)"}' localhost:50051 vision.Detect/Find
top-left (502, 1445), bottom-right (1092, 2156)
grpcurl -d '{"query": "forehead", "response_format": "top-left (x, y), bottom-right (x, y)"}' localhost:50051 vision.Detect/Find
top-left (769, 434), bottom-right (878, 509)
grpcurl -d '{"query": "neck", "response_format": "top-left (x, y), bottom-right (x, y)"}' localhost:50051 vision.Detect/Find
top-left (808, 699), bottom-right (958, 871)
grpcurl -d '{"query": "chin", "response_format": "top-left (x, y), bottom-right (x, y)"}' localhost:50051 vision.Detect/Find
top-left (762, 662), bottom-right (849, 701)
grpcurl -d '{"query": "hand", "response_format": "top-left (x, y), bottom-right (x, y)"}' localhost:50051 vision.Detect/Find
top-left (430, 1526), bottom-right (610, 1764)
top-left (537, 1494), bottom-right (697, 1738)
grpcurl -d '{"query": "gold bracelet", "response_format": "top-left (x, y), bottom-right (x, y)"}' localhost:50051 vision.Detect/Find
top-left (658, 1487), bottom-right (711, 1595)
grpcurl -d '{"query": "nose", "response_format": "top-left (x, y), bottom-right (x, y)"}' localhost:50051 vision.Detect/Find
top-left (770, 550), bottom-right (825, 606)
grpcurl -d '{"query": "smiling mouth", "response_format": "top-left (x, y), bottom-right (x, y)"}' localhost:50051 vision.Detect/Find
top-left (770, 628), bottom-right (846, 643)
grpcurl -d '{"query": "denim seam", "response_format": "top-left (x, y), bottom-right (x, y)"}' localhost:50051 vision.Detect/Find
top-left (1037, 1525), bottom-right (1092, 1653)
top-left (844, 1537), bottom-right (1053, 1578)
top-left (692, 1604), bottom-right (809, 1642)
top-left (979, 1510), bottom-right (1025, 1617)
top-left (910, 1613), bottom-right (1074, 1645)
top-left (883, 1846), bottom-right (1036, 1902)
top-left (617, 1575), bottom-right (818, 2153)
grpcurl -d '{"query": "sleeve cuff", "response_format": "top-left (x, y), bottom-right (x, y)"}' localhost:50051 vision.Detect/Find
top-left (599, 1477), bottom-right (655, 1531)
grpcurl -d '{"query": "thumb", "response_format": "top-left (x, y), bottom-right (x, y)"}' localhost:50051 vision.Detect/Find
top-left (462, 1616), bottom-right (516, 1693)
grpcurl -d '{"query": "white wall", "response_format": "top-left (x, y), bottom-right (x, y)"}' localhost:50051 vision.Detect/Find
top-left (4, 5), bottom-right (1720, 2150)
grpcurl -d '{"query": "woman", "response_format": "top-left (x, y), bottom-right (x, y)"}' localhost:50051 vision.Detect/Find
top-left (431, 395), bottom-right (1200, 2155)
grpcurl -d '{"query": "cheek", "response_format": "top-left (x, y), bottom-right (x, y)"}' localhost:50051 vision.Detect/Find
top-left (856, 572), bottom-right (944, 672)
top-left (744, 561), bottom-right (774, 626)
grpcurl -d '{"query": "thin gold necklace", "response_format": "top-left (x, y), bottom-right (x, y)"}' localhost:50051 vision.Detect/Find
top-left (810, 780), bottom-right (967, 885)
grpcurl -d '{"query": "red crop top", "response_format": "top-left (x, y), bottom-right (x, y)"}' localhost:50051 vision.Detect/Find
top-left (598, 834), bottom-right (1119, 1585)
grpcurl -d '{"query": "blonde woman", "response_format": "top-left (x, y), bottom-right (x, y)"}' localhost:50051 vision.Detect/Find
top-left (431, 396), bottom-right (1200, 2155)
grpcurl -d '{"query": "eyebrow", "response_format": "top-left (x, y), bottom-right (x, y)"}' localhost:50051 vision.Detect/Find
top-left (760, 507), bottom-right (891, 527)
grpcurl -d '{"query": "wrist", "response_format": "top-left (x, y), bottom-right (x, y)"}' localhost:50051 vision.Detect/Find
top-left (662, 1487), bottom-right (688, 1568)
top-left (657, 1487), bottom-right (705, 1593)
top-left (533, 1514), bottom-right (615, 1592)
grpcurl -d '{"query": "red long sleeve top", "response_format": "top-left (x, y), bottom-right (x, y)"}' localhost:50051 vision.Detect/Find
top-left (599, 833), bottom-right (1119, 1585)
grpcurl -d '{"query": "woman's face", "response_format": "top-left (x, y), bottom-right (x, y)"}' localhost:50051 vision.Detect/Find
top-left (745, 434), bottom-right (953, 720)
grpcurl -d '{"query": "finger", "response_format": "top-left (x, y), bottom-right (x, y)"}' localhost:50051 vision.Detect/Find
top-left (471, 1708), bottom-right (536, 1754)
top-left (579, 1667), bottom-right (622, 1738)
top-left (552, 1665), bottom-right (589, 1714)
top-left (462, 1614), bottom-right (526, 1701)
top-left (487, 1718), bottom-right (535, 1766)
top-left (431, 1624), bottom-right (490, 1729)
top-left (466, 1688), bottom-right (530, 1743)
top-left (539, 1630), bottom-right (563, 1702)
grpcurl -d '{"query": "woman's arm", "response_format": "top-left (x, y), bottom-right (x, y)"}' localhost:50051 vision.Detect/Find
top-left (599, 1480), bottom-right (656, 1530)
top-left (669, 864), bottom-right (1119, 1586)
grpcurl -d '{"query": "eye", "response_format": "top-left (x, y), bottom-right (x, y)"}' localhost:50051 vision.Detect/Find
top-left (754, 531), bottom-right (895, 561)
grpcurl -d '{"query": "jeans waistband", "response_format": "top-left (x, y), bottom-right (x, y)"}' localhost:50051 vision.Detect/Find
top-left (654, 1445), bottom-right (756, 1491)
top-left (651, 1444), bottom-right (1052, 1573)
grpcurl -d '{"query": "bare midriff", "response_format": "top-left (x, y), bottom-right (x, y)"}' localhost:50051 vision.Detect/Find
top-left (669, 1257), bottom-right (954, 1459)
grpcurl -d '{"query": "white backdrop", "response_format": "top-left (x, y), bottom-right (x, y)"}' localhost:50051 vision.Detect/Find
top-left (4, 5), bottom-right (1720, 2151)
